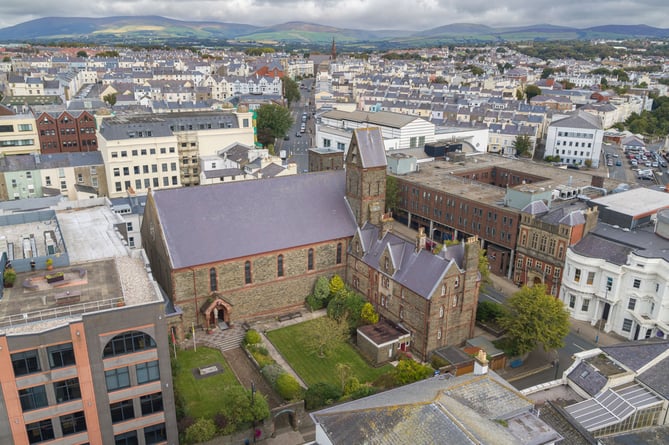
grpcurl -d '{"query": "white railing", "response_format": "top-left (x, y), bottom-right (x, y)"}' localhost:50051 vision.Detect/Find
top-left (0, 297), bottom-right (124, 330)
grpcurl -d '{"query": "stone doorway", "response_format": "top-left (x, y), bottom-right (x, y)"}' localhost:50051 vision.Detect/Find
top-left (202, 297), bottom-right (232, 330)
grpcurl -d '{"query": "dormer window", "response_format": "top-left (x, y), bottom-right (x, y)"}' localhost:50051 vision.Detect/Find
top-left (384, 257), bottom-right (389, 272)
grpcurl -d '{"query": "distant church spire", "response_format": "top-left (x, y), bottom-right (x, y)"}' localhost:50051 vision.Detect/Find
top-left (331, 37), bottom-right (337, 61)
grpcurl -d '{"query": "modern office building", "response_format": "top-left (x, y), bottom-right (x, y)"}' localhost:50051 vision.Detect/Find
top-left (0, 200), bottom-right (177, 444)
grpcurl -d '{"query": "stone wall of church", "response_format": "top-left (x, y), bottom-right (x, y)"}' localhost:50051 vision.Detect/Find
top-left (171, 238), bottom-right (349, 329)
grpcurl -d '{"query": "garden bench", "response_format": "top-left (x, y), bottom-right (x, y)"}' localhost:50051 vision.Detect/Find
top-left (278, 314), bottom-right (292, 322)
top-left (290, 312), bottom-right (303, 319)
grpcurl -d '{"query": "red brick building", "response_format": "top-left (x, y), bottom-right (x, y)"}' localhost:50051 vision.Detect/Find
top-left (34, 111), bottom-right (97, 154)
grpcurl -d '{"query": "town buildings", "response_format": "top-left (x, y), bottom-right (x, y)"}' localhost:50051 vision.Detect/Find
top-left (0, 200), bottom-right (177, 444)
top-left (544, 110), bottom-right (605, 168)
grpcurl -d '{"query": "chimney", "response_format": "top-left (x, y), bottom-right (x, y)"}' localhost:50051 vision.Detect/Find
top-left (473, 349), bottom-right (489, 375)
top-left (415, 227), bottom-right (426, 253)
top-left (379, 211), bottom-right (394, 240)
top-left (591, 175), bottom-right (604, 188)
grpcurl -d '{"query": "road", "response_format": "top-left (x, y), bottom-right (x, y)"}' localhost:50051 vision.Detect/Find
top-left (274, 78), bottom-right (314, 173)
top-left (479, 284), bottom-right (597, 391)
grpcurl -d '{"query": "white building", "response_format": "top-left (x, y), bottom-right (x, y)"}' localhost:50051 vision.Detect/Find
top-left (544, 111), bottom-right (604, 167)
top-left (560, 204), bottom-right (669, 341)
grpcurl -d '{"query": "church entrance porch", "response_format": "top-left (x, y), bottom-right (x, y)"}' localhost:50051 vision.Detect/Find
top-left (201, 297), bottom-right (233, 331)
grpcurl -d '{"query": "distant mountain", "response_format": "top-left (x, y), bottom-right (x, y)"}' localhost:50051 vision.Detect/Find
top-left (0, 16), bottom-right (667, 46)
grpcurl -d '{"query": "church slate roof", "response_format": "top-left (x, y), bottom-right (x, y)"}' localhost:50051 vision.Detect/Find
top-left (151, 170), bottom-right (357, 269)
top-left (354, 127), bottom-right (387, 169)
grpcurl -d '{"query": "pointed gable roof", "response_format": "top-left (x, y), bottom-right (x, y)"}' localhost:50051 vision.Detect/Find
top-left (346, 127), bottom-right (387, 169)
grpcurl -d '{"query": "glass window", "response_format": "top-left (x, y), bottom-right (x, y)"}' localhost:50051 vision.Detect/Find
top-left (574, 268), bottom-right (581, 283)
top-left (633, 278), bottom-right (641, 289)
top-left (54, 378), bottom-right (81, 403)
top-left (48, 343), bottom-right (75, 369)
top-left (209, 268), bottom-right (217, 292)
top-left (110, 400), bottom-right (135, 423)
top-left (628, 298), bottom-right (636, 311)
top-left (622, 318), bottom-right (633, 332)
top-left (26, 419), bottom-right (54, 444)
top-left (586, 271), bottom-right (595, 285)
top-left (115, 430), bottom-right (138, 445)
top-left (140, 393), bottom-right (163, 415)
top-left (136, 360), bottom-right (160, 384)
top-left (11, 349), bottom-right (41, 376)
top-left (336, 243), bottom-right (342, 264)
top-left (60, 411), bottom-right (86, 436)
top-left (569, 295), bottom-right (575, 309)
top-left (103, 331), bottom-right (156, 357)
top-left (105, 367), bottom-right (130, 391)
top-left (19, 385), bottom-right (48, 411)
top-left (245, 261), bottom-right (252, 284)
top-left (308, 248), bottom-right (314, 271)
top-left (144, 423), bottom-right (167, 444)
top-left (277, 255), bottom-right (284, 277)
top-left (581, 299), bottom-right (590, 312)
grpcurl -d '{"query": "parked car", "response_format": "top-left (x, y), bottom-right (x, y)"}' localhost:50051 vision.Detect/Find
top-left (616, 159), bottom-right (622, 166)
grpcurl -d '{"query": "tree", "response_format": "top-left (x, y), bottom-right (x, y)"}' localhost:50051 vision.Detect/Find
top-left (329, 274), bottom-right (345, 297)
top-left (282, 77), bottom-right (301, 106)
top-left (305, 316), bottom-right (349, 357)
top-left (218, 386), bottom-right (270, 434)
top-left (498, 285), bottom-right (570, 356)
top-left (392, 358), bottom-right (434, 385)
top-left (386, 175), bottom-right (399, 214)
top-left (515, 88), bottom-right (525, 101)
top-left (76, 50), bottom-right (88, 58)
top-left (540, 68), bottom-right (555, 79)
top-left (103, 93), bottom-right (117, 107)
top-left (2, 56), bottom-right (10, 62)
top-left (478, 248), bottom-right (490, 284)
top-left (184, 418), bottom-right (217, 444)
top-left (307, 276), bottom-right (331, 310)
top-left (327, 289), bottom-right (366, 329)
top-left (360, 302), bottom-right (379, 325)
top-left (335, 363), bottom-right (352, 392)
top-left (524, 85), bottom-right (542, 102)
top-left (255, 103), bottom-right (293, 147)
top-left (512, 134), bottom-right (533, 157)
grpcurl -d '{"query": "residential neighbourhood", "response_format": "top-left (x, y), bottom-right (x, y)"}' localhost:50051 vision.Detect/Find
top-left (0, 35), bottom-right (668, 445)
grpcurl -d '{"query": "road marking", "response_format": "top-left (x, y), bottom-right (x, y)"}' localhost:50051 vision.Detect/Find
top-left (573, 343), bottom-right (585, 351)
top-left (481, 293), bottom-right (501, 304)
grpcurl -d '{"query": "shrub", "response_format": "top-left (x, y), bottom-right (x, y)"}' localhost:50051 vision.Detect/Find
top-left (430, 355), bottom-right (449, 370)
top-left (304, 382), bottom-right (342, 410)
top-left (476, 301), bottom-right (506, 323)
top-left (392, 359), bottom-right (434, 385)
top-left (3, 268), bottom-right (16, 287)
top-left (261, 363), bottom-right (285, 386)
top-left (306, 293), bottom-right (324, 311)
top-left (184, 418), bottom-right (217, 444)
top-left (275, 373), bottom-right (302, 401)
top-left (343, 376), bottom-right (361, 396)
top-left (244, 329), bottom-right (262, 345)
top-left (350, 385), bottom-right (377, 400)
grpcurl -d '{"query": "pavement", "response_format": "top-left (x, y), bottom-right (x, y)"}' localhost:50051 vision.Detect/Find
top-left (486, 273), bottom-right (626, 382)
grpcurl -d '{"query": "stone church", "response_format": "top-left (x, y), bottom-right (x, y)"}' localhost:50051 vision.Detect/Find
top-left (141, 127), bottom-right (480, 359)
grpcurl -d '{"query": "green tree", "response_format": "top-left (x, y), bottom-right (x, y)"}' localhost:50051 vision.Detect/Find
top-left (282, 76), bottom-right (301, 106)
top-left (217, 386), bottom-right (270, 434)
top-left (103, 93), bottom-right (117, 107)
top-left (540, 68), bottom-right (555, 79)
top-left (515, 88), bottom-right (525, 101)
top-left (478, 248), bottom-right (490, 284)
top-left (600, 77), bottom-right (609, 88)
top-left (385, 175), bottom-right (399, 213)
top-left (612, 68), bottom-right (629, 82)
top-left (255, 103), bottom-right (293, 147)
top-left (327, 289), bottom-right (366, 329)
top-left (512, 134), bottom-right (533, 157)
top-left (498, 285), bottom-right (570, 356)
top-left (2, 56), bottom-right (10, 62)
top-left (335, 363), bottom-right (352, 392)
top-left (360, 302), bottom-right (379, 325)
top-left (305, 316), bottom-right (349, 357)
top-left (304, 382), bottom-right (342, 410)
top-left (307, 275), bottom-right (332, 310)
top-left (76, 50), bottom-right (88, 58)
top-left (524, 85), bottom-right (542, 102)
top-left (392, 358), bottom-right (434, 385)
top-left (329, 274), bottom-right (345, 297)
top-left (184, 418), bottom-right (217, 444)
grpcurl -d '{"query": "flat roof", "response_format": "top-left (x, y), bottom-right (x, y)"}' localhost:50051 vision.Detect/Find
top-left (590, 188), bottom-right (669, 218)
top-left (0, 255), bottom-right (161, 335)
top-left (57, 205), bottom-right (129, 262)
top-left (394, 154), bottom-right (623, 207)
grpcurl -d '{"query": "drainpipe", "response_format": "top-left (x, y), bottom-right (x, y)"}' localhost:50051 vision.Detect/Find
top-left (189, 267), bottom-right (199, 329)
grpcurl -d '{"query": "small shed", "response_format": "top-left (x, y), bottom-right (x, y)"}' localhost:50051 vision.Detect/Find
top-left (431, 346), bottom-right (474, 376)
top-left (465, 336), bottom-right (506, 371)
top-left (357, 319), bottom-right (410, 366)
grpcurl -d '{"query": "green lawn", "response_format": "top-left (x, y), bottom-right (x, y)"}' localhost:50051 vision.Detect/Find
top-left (266, 320), bottom-right (393, 387)
top-left (172, 347), bottom-right (242, 419)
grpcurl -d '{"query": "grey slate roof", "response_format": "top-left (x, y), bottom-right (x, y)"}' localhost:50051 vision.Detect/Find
top-left (571, 232), bottom-right (633, 266)
top-left (322, 109), bottom-right (425, 129)
top-left (637, 355), bottom-right (669, 399)
top-left (551, 111), bottom-right (602, 130)
top-left (568, 361), bottom-right (608, 397)
top-left (152, 170), bottom-right (357, 269)
top-left (354, 127), bottom-right (387, 168)
top-left (358, 223), bottom-right (461, 299)
top-left (601, 340), bottom-right (669, 373)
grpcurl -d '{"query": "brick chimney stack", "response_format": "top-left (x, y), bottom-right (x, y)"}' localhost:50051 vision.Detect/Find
top-left (473, 349), bottom-right (489, 375)
top-left (415, 227), bottom-right (427, 253)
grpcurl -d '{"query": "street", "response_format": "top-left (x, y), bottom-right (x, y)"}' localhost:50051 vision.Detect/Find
top-left (479, 283), bottom-right (598, 391)
top-left (274, 78), bottom-right (314, 174)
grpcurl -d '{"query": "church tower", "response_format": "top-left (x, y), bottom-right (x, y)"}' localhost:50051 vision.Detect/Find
top-left (345, 127), bottom-right (387, 227)
top-left (331, 37), bottom-right (337, 61)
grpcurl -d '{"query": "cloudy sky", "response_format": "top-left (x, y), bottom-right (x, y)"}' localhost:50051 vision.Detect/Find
top-left (1, 0), bottom-right (668, 31)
